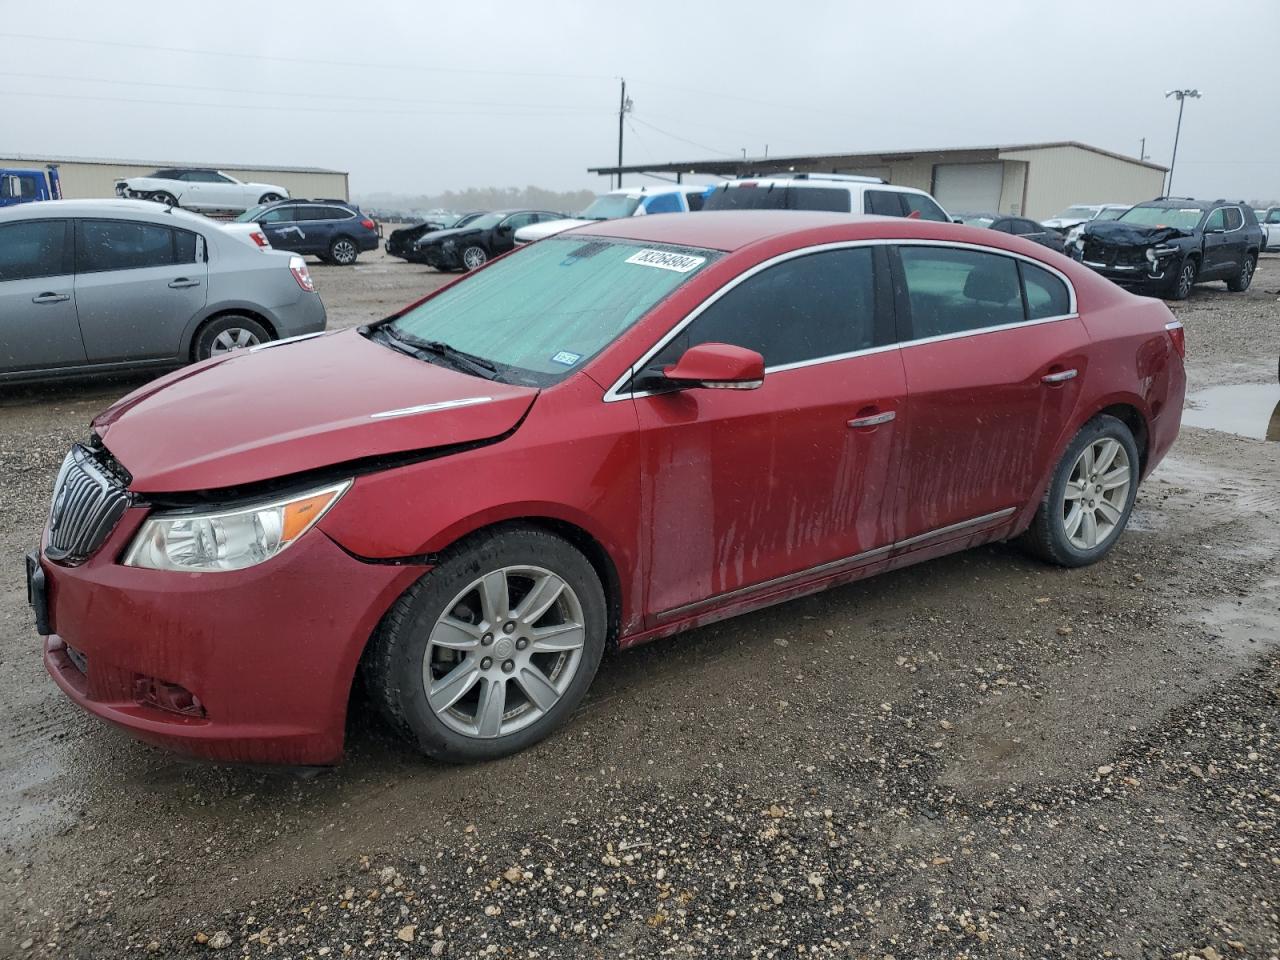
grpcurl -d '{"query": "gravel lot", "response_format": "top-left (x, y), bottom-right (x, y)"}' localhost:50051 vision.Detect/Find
top-left (1, 249), bottom-right (1277, 959)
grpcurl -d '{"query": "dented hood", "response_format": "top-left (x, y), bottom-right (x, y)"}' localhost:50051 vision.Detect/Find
top-left (1081, 220), bottom-right (1191, 247)
top-left (93, 329), bottom-right (538, 493)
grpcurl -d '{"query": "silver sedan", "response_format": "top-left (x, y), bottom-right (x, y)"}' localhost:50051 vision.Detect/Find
top-left (0, 199), bottom-right (326, 383)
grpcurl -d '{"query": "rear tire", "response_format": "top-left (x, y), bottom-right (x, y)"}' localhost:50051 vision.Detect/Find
top-left (330, 237), bottom-right (359, 265)
top-left (1227, 254), bottom-right (1256, 292)
top-left (150, 191), bottom-right (177, 207)
top-left (1020, 415), bottom-right (1140, 568)
top-left (259, 192), bottom-right (283, 204)
top-left (362, 526), bottom-right (606, 763)
top-left (192, 315), bottom-right (271, 361)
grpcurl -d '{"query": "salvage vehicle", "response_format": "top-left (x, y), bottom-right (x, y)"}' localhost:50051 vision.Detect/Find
top-left (414, 209), bottom-right (562, 270)
top-left (115, 168), bottom-right (288, 213)
top-left (228, 199), bottom-right (381, 265)
top-left (1071, 198), bottom-right (1263, 300)
top-left (28, 211), bottom-right (1186, 765)
top-left (1, 199), bottom-right (325, 382)
top-left (514, 184), bottom-right (713, 245)
top-left (387, 212), bottom-right (483, 262)
top-left (703, 173), bottom-right (951, 221)
top-left (1042, 203), bottom-right (1129, 235)
top-left (954, 213), bottom-right (1066, 253)
top-left (0, 164), bottom-right (62, 207)
top-left (1257, 206), bottom-right (1280, 252)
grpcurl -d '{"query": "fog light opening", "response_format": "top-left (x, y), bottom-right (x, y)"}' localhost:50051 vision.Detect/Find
top-left (134, 676), bottom-right (207, 718)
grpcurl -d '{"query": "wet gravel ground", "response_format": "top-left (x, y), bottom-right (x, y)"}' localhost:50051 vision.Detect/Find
top-left (0, 252), bottom-right (1277, 958)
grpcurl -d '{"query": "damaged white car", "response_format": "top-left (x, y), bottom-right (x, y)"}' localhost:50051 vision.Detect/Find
top-left (115, 168), bottom-right (289, 213)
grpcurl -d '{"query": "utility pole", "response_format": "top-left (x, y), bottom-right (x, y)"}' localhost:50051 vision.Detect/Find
top-left (1139, 137), bottom-right (1146, 161)
top-left (616, 79), bottom-right (632, 189)
top-left (1164, 88), bottom-right (1200, 195)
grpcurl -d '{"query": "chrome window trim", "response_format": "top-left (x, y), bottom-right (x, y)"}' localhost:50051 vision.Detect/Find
top-left (603, 238), bottom-right (1079, 403)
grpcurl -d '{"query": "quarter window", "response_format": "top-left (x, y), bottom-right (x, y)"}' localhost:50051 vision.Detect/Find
top-left (1020, 262), bottom-right (1070, 319)
top-left (77, 220), bottom-right (188, 273)
top-left (650, 248), bottom-right (878, 371)
top-left (0, 220), bottom-right (69, 282)
top-left (898, 247), bottom-right (1023, 338)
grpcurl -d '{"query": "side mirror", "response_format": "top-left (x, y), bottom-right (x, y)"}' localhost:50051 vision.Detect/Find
top-left (662, 342), bottom-right (764, 390)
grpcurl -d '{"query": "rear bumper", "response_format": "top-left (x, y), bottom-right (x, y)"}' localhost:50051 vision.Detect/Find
top-left (36, 510), bottom-right (424, 764)
top-left (273, 292), bottom-right (327, 339)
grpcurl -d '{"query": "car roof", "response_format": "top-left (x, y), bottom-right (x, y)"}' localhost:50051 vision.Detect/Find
top-left (0, 198), bottom-right (214, 226)
top-left (570, 210), bottom-right (981, 252)
top-left (607, 183), bottom-right (709, 197)
top-left (1136, 198), bottom-right (1241, 210)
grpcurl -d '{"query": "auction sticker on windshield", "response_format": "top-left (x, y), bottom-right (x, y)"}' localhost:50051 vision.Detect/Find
top-left (625, 249), bottom-right (707, 273)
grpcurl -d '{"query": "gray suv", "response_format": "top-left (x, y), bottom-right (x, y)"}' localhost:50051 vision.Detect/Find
top-left (1, 199), bottom-right (326, 383)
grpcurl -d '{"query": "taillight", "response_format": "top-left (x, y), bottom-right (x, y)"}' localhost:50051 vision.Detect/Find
top-left (1165, 319), bottom-right (1185, 359)
top-left (360, 217), bottom-right (376, 231)
top-left (251, 229), bottom-right (270, 248)
top-left (289, 255), bottom-right (315, 292)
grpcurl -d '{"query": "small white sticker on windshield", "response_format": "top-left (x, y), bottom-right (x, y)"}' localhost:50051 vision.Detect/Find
top-left (551, 351), bottom-right (582, 366)
top-left (625, 249), bottom-right (706, 273)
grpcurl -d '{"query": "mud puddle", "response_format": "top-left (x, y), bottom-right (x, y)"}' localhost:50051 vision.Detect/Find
top-left (1182, 381), bottom-right (1280, 440)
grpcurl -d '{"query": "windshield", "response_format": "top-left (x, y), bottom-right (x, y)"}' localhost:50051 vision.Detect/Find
top-left (1096, 207), bottom-right (1127, 221)
top-left (1118, 206), bottom-right (1204, 230)
top-left (234, 204), bottom-right (271, 223)
top-left (388, 237), bottom-right (717, 385)
top-left (454, 212), bottom-right (484, 227)
top-left (453, 213), bottom-right (502, 231)
top-left (577, 195), bottom-right (641, 220)
top-left (1052, 206), bottom-right (1099, 220)
top-left (957, 214), bottom-right (996, 227)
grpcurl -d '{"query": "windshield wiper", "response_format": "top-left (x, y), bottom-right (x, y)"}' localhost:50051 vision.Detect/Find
top-left (378, 326), bottom-right (500, 379)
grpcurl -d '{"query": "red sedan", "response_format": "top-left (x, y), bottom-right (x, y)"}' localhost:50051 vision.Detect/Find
top-left (28, 212), bottom-right (1186, 764)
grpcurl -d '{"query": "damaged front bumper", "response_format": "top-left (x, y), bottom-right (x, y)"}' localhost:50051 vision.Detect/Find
top-left (1071, 246), bottom-right (1180, 290)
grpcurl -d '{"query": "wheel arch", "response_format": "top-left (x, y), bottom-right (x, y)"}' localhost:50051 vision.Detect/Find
top-left (185, 307), bottom-right (279, 361)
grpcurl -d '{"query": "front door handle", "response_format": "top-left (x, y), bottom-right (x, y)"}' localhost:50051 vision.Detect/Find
top-left (31, 292), bottom-right (70, 304)
top-left (168, 278), bottom-right (201, 289)
top-left (1042, 368), bottom-right (1078, 384)
top-left (847, 410), bottom-right (896, 429)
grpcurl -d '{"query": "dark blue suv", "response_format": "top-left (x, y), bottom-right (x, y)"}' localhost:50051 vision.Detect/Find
top-left (234, 199), bottom-right (381, 265)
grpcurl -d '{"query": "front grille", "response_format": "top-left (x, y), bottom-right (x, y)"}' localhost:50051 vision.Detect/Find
top-left (45, 445), bottom-right (132, 565)
top-left (1082, 239), bottom-right (1147, 267)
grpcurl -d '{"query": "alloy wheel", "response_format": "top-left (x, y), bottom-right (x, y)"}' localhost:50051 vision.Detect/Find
top-left (462, 246), bottom-right (487, 270)
top-left (423, 565), bottom-right (586, 739)
top-left (210, 327), bottom-right (262, 354)
top-left (1061, 438), bottom-right (1131, 550)
top-left (1239, 258), bottom-right (1254, 290)
top-left (333, 240), bottom-right (357, 264)
top-left (1177, 262), bottom-right (1195, 299)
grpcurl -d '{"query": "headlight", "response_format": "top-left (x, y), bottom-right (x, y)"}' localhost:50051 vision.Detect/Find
top-left (1073, 237), bottom-right (1085, 251)
top-left (124, 480), bottom-right (350, 572)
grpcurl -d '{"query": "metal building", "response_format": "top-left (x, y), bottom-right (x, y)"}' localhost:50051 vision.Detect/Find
top-left (590, 141), bottom-right (1167, 220)
top-left (0, 153), bottom-right (349, 202)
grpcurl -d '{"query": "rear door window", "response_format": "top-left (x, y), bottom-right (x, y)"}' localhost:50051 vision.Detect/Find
top-left (902, 192), bottom-right (950, 222)
top-left (864, 190), bottom-right (906, 217)
top-left (76, 220), bottom-right (183, 273)
top-left (0, 220), bottom-right (70, 281)
top-left (1223, 207), bottom-right (1244, 230)
top-left (897, 246), bottom-right (1024, 339)
top-left (649, 247), bottom-right (878, 371)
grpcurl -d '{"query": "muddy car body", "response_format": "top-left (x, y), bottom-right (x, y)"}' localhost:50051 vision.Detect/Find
top-left (30, 212), bottom-right (1186, 765)
top-left (1072, 198), bottom-right (1263, 299)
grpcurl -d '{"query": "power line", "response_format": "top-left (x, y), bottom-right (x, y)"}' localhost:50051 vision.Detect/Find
top-left (0, 88), bottom-right (611, 118)
top-left (0, 31), bottom-right (618, 82)
top-left (628, 115), bottom-right (735, 158)
top-left (0, 69), bottom-right (610, 112)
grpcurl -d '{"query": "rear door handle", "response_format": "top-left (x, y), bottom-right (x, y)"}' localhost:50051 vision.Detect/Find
top-left (1041, 368), bottom-right (1078, 384)
top-left (847, 410), bottom-right (896, 429)
top-left (31, 292), bottom-right (70, 304)
top-left (168, 278), bottom-right (201, 289)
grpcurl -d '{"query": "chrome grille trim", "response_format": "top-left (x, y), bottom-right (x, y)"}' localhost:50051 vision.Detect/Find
top-left (45, 445), bottom-right (131, 565)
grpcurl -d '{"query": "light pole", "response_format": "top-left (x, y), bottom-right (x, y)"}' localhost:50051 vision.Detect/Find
top-left (1164, 88), bottom-right (1200, 195)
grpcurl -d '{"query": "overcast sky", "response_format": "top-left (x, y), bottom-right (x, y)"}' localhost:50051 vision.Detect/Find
top-left (5, 0), bottom-right (1279, 201)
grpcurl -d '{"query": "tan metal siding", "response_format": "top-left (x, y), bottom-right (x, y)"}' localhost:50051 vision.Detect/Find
top-left (0, 158), bottom-right (348, 202)
top-left (998, 145), bottom-right (1166, 220)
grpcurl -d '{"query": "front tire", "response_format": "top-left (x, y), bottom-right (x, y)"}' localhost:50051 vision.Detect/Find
top-left (363, 526), bottom-right (606, 763)
top-left (330, 237), bottom-right (359, 265)
top-left (461, 245), bottom-right (488, 271)
top-left (192, 315), bottom-right (271, 361)
top-left (1021, 415), bottom-right (1140, 568)
top-left (259, 192), bottom-right (283, 204)
top-left (1227, 254), bottom-right (1256, 292)
top-left (1168, 258), bottom-right (1197, 300)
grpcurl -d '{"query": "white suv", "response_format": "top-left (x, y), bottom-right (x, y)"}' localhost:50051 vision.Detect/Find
top-left (515, 183), bottom-right (714, 245)
top-left (701, 173), bottom-right (951, 221)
